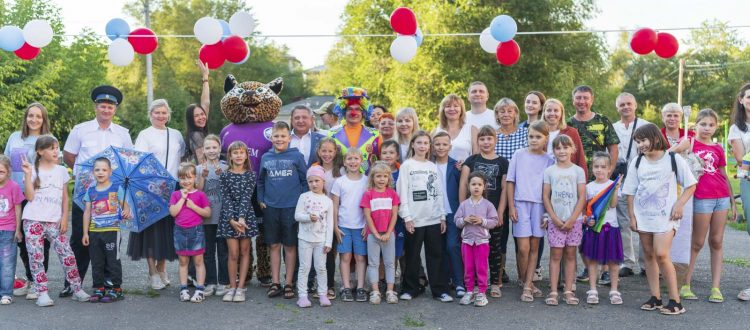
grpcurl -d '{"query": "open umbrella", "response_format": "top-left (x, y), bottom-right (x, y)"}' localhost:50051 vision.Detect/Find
top-left (73, 146), bottom-right (177, 232)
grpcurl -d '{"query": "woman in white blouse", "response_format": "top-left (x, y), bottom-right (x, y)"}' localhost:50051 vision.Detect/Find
top-left (432, 94), bottom-right (477, 163)
top-left (728, 84), bottom-right (750, 301)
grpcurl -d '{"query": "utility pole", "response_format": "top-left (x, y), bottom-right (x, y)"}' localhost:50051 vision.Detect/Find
top-left (144, 0), bottom-right (153, 107)
top-left (677, 59), bottom-right (689, 139)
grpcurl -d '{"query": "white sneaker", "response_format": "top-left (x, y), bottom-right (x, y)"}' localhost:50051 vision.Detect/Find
top-left (180, 289), bottom-right (190, 302)
top-left (71, 289), bottom-right (90, 302)
top-left (437, 293), bottom-right (454, 303)
top-left (215, 284), bottom-right (228, 296)
top-left (159, 272), bottom-right (171, 286)
top-left (13, 281), bottom-right (29, 296)
top-left (232, 288), bottom-right (246, 302)
top-left (204, 284), bottom-right (216, 296)
top-left (26, 287), bottom-right (38, 300)
top-left (474, 293), bottom-right (488, 307)
top-left (222, 288), bottom-right (236, 302)
top-left (460, 292), bottom-right (475, 305)
top-left (150, 274), bottom-right (166, 290)
top-left (399, 292), bottom-right (413, 300)
top-left (36, 292), bottom-right (54, 307)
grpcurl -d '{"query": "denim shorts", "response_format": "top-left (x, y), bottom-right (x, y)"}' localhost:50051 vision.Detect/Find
top-left (336, 227), bottom-right (367, 256)
top-left (263, 207), bottom-right (298, 246)
top-left (693, 197), bottom-right (731, 214)
top-left (174, 225), bottom-right (205, 256)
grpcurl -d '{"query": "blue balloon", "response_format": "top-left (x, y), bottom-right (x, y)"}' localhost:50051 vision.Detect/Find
top-left (231, 49), bottom-right (251, 65)
top-left (105, 18), bottom-right (130, 40)
top-left (219, 20), bottom-right (231, 41)
top-left (490, 15), bottom-right (517, 42)
top-left (0, 25), bottom-right (25, 51)
top-left (415, 28), bottom-right (424, 47)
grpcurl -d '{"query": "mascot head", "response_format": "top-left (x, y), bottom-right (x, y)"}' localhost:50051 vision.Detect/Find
top-left (220, 75), bottom-right (284, 124)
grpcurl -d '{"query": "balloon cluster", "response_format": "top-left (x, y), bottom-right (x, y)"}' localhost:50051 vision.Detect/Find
top-left (196, 12), bottom-right (253, 70)
top-left (630, 28), bottom-right (679, 58)
top-left (0, 20), bottom-right (54, 61)
top-left (479, 15), bottom-right (520, 66)
top-left (388, 7), bottom-right (423, 64)
top-left (106, 18), bottom-right (158, 67)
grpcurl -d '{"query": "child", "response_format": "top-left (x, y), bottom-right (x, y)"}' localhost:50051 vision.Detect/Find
top-left (622, 123), bottom-right (696, 315)
top-left (674, 109), bottom-right (736, 302)
top-left (455, 172), bottom-right (499, 307)
top-left (332, 148), bottom-right (368, 302)
top-left (21, 135), bottom-right (90, 306)
top-left (395, 107), bottom-right (420, 161)
top-left (397, 131), bottom-right (452, 302)
top-left (460, 125), bottom-right (509, 298)
top-left (258, 121), bottom-right (308, 299)
top-left (582, 152), bottom-right (623, 305)
top-left (542, 133), bottom-right (586, 306)
top-left (361, 162), bottom-right (400, 304)
top-left (294, 165), bottom-right (334, 308)
top-left (195, 134), bottom-right (229, 297)
top-left (433, 132), bottom-right (464, 298)
top-left (506, 121), bottom-right (554, 302)
top-left (379, 140), bottom-right (407, 280)
top-left (82, 157), bottom-right (130, 303)
top-left (0, 155), bottom-right (23, 305)
top-left (169, 162), bottom-right (212, 303)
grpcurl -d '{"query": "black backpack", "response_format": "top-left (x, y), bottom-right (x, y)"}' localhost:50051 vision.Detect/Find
top-left (634, 151), bottom-right (678, 180)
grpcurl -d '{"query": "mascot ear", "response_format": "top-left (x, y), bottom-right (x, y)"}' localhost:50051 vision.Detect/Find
top-left (268, 77), bottom-right (283, 95)
top-left (224, 74), bottom-right (238, 93)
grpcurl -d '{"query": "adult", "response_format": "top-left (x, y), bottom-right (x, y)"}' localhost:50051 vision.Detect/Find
top-left (4, 103), bottom-right (52, 298)
top-left (62, 86), bottom-right (133, 297)
top-left (368, 104), bottom-right (387, 128)
top-left (567, 85), bottom-right (620, 178)
top-left (128, 99), bottom-right (186, 290)
top-left (542, 99), bottom-right (587, 177)
top-left (183, 61), bottom-right (211, 164)
top-left (313, 101), bottom-right (340, 133)
top-left (661, 103), bottom-right (695, 148)
top-left (371, 113), bottom-right (395, 160)
top-left (395, 107), bottom-right (420, 161)
top-left (432, 94), bottom-right (478, 162)
top-left (520, 91), bottom-right (546, 128)
top-left (465, 81), bottom-right (499, 130)
top-left (612, 93), bottom-right (651, 278)
top-left (290, 105), bottom-right (324, 167)
top-left (327, 87), bottom-right (379, 173)
top-left (727, 83), bottom-right (750, 301)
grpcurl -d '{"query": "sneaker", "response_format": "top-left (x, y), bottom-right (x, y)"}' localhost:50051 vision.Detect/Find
top-left (533, 267), bottom-right (543, 282)
top-left (474, 293), bottom-right (488, 307)
top-left (58, 286), bottom-right (73, 298)
top-left (460, 292), bottom-right (475, 305)
top-left (679, 285), bottom-right (698, 300)
top-left (437, 293), bottom-right (454, 302)
top-left (598, 271), bottom-right (611, 285)
top-left (71, 289), bottom-right (90, 302)
top-left (159, 272), bottom-right (171, 286)
top-left (455, 286), bottom-right (466, 298)
top-left (104, 279), bottom-right (114, 289)
top-left (191, 290), bottom-right (205, 303)
top-left (355, 288), bottom-right (368, 302)
top-left (36, 292), bottom-right (54, 307)
top-left (232, 288), bottom-right (246, 302)
top-left (340, 288), bottom-right (354, 302)
top-left (222, 288), bottom-right (236, 302)
top-left (26, 289), bottom-right (38, 300)
top-left (619, 267), bottom-right (634, 277)
top-left (385, 290), bottom-right (398, 304)
top-left (204, 284), bottom-right (216, 297)
top-left (215, 284), bottom-right (229, 296)
top-left (150, 275), bottom-right (166, 290)
top-left (90, 288), bottom-right (106, 303)
top-left (0, 296), bottom-right (12, 305)
top-left (259, 276), bottom-right (272, 287)
top-left (13, 279), bottom-right (28, 296)
top-left (297, 296), bottom-right (312, 308)
top-left (180, 289), bottom-right (190, 302)
top-left (369, 291), bottom-right (382, 304)
top-left (107, 288), bottom-right (124, 302)
top-left (577, 269), bottom-right (589, 282)
top-left (399, 292), bottom-right (413, 300)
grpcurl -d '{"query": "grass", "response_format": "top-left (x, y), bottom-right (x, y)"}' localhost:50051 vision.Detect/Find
top-left (324, 319), bottom-right (334, 324)
top-left (123, 288), bottom-right (160, 298)
top-left (402, 314), bottom-right (426, 328)
top-left (724, 258), bottom-right (750, 268)
top-left (728, 221), bottom-right (748, 232)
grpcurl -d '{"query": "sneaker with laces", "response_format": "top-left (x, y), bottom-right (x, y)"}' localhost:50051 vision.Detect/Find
top-left (369, 291), bottom-right (382, 304)
top-left (72, 289), bottom-right (90, 302)
top-left (204, 284), bottom-right (216, 296)
top-left (90, 288), bottom-right (106, 303)
top-left (160, 272), bottom-right (171, 286)
top-left (36, 292), bottom-right (54, 307)
top-left (215, 284), bottom-right (229, 296)
top-left (399, 292), bottom-right (413, 300)
top-left (460, 292), bottom-right (475, 305)
top-left (233, 288), bottom-right (247, 302)
top-left (180, 289), bottom-right (191, 302)
top-left (474, 293), bottom-right (488, 307)
top-left (340, 288), bottom-right (354, 302)
top-left (150, 275), bottom-right (166, 290)
top-left (598, 271), bottom-right (611, 285)
top-left (107, 288), bottom-right (124, 302)
top-left (222, 288), bottom-right (236, 302)
top-left (26, 289), bottom-right (38, 300)
top-left (355, 288), bottom-right (368, 302)
top-left (13, 279), bottom-right (28, 296)
top-left (437, 293), bottom-right (454, 302)
top-left (385, 291), bottom-right (398, 304)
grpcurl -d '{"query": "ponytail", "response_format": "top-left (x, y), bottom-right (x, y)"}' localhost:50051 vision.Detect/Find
top-left (32, 135), bottom-right (59, 190)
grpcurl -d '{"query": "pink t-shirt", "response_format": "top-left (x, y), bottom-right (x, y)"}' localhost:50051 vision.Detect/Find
top-left (0, 180), bottom-right (24, 231)
top-left (693, 139), bottom-right (730, 199)
top-left (170, 190), bottom-right (210, 228)
top-left (359, 188), bottom-right (400, 234)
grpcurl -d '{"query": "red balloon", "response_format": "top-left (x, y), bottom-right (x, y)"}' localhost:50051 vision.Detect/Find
top-left (14, 42), bottom-right (40, 60)
top-left (630, 28), bottom-right (658, 55)
top-left (222, 36), bottom-right (249, 63)
top-left (496, 40), bottom-right (520, 66)
top-left (128, 28), bottom-right (158, 55)
top-left (199, 42), bottom-right (225, 69)
top-left (390, 7), bottom-right (418, 35)
top-left (655, 32), bottom-right (679, 58)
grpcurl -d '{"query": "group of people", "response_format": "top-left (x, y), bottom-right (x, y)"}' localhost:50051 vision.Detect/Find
top-left (1, 68), bottom-right (750, 317)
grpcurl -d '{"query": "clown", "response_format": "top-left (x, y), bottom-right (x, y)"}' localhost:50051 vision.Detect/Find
top-left (327, 87), bottom-right (379, 173)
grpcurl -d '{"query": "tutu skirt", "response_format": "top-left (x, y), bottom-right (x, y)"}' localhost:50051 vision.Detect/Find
top-left (580, 224), bottom-right (623, 265)
top-left (127, 215), bottom-right (177, 262)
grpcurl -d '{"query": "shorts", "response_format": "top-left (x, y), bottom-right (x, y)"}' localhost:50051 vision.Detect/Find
top-left (693, 197), bottom-right (731, 214)
top-left (336, 227), bottom-right (367, 256)
top-left (547, 217), bottom-right (583, 248)
top-left (512, 201), bottom-right (545, 238)
top-left (263, 207), bottom-right (298, 246)
top-left (174, 225), bottom-right (205, 256)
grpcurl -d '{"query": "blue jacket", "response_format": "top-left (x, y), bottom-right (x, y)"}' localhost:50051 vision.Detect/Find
top-left (257, 147), bottom-right (309, 208)
top-left (445, 157), bottom-right (461, 214)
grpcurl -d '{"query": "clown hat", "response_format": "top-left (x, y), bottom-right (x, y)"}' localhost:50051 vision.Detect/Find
top-left (333, 87), bottom-right (373, 120)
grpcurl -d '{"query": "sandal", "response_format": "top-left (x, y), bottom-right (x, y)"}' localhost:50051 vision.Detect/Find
top-left (659, 299), bottom-right (685, 315)
top-left (531, 286), bottom-right (543, 298)
top-left (708, 287), bottom-right (724, 303)
top-left (521, 287), bottom-right (534, 302)
top-left (563, 291), bottom-right (579, 305)
top-left (640, 296), bottom-right (663, 311)
top-left (609, 291), bottom-right (623, 305)
top-left (283, 284), bottom-right (295, 299)
top-left (267, 283), bottom-right (282, 298)
top-left (679, 284), bottom-right (698, 300)
top-left (327, 288), bottom-right (337, 300)
top-left (490, 284), bottom-right (502, 298)
top-left (545, 292), bottom-right (559, 306)
top-left (586, 290), bottom-right (599, 304)
top-left (738, 288), bottom-right (750, 301)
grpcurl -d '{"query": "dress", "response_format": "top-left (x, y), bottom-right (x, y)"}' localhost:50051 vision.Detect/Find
top-left (217, 171), bottom-right (259, 239)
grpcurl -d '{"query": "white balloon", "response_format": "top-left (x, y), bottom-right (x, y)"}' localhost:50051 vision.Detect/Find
top-left (229, 11), bottom-right (255, 38)
top-left (108, 38), bottom-right (135, 67)
top-left (389, 36), bottom-right (418, 64)
top-left (194, 17), bottom-right (223, 45)
top-left (23, 19), bottom-right (54, 48)
top-left (479, 27), bottom-right (500, 54)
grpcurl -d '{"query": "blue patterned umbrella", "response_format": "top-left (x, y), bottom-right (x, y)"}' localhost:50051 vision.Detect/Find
top-left (73, 146), bottom-right (176, 232)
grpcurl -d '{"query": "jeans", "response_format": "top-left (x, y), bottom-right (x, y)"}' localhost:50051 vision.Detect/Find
top-left (0, 230), bottom-right (17, 297)
top-left (441, 214), bottom-right (464, 287)
top-left (367, 233), bottom-right (396, 284)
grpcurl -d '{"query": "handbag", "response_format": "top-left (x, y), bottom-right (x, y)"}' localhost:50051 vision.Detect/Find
top-left (683, 137), bottom-right (704, 180)
top-left (612, 118), bottom-right (637, 180)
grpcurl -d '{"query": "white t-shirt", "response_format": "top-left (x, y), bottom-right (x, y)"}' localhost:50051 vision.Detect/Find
top-left (435, 124), bottom-right (473, 162)
top-left (543, 164), bottom-right (586, 220)
top-left (614, 118), bottom-right (652, 163)
top-left (436, 162), bottom-right (452, 214)
top-left (135, 126), bottom-right (186, 178)
top-left (22, 165), bottom-right (70, 223)
top-left (586, 180), bottom-right (618, 228)
top-left (331, 174), bottom-right (368, 229)
top-left (622, 152), bottom-right (697, 233)
top-left (465, 110), bottom-right (499, 130)
top-left (728, 123), bottom-right (750, 156)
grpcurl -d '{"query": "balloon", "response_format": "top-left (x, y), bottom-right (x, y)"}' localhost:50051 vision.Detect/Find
top-left (229, 11), bottom-right (255, 38)
top-left (222, 35), bottom-right (248, 63)
top-left (0, 26), bottom-right (25, 51)
top-left (128, 28), bottom-right (158, 55)
top-left (218, 19), bottom-right (231, 41)
top-left (490, 15), bottom-right (517, 42)
top-left (389, 35), bottom-right (418, 64)
top-left (105, 18), bottom-right (130, 40)
top-left (108, 38), bottom-right (134, 66)
top-left (194, 17), bottom-right (223, 45)
top-left (496, 40), bottom-right (521, 66)
top-left (655, 32), bottom-right (679, 58)
top-left (22, 19), bottom-right (53, 48)
top-left (199, 42), bottom-right (225, 69)
top-left (14, 42), bottom-right (40, 60)
top-left (630, 28), bottom-right (657, 55)
top-left (231, 49), bottom-right (251, 65)
top-left (390, 7), bottom-right (418, 35)
top-left (415, 28), bottom-right (424, 47)
top-left (479, 27), bottom-right (500, 53)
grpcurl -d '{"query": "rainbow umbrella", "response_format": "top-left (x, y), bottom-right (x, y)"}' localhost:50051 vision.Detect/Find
top-left (585, 175), bottom-right (622, 233)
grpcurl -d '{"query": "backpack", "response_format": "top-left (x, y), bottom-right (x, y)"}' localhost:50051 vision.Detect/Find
top-left (634, 151), bottom-right (678, 180)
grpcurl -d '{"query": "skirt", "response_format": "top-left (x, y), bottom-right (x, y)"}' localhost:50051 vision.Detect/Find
top-left (174, 225), bottom-right (206, 256)
top-left (580, 224), bottom-right (623, 265)
top-left (127, 215), bottom-right (177, 261)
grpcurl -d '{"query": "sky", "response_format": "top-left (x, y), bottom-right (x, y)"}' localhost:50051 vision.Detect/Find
top-left (55, 0), bottom-right (750, 69)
